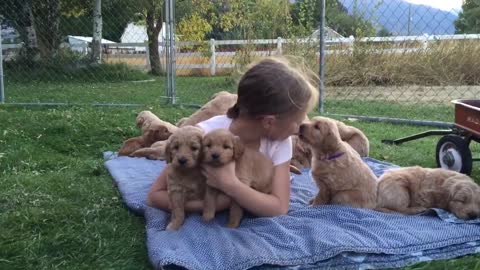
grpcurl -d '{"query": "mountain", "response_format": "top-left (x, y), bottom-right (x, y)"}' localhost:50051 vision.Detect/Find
top-left (340, 0), bottom-right (458, 35)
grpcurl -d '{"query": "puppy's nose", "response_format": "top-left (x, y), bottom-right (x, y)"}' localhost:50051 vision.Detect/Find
top-left (299, 124), bottom-right (306, 134)
top-left (178, 157), bottom-right (188, 165)
top-left (211, 153), bottom-right (220, 160)
top-left (468, 213), bottom-right (478, 220)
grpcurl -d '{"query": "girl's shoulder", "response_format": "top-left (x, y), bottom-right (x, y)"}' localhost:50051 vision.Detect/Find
top-left (196, 115), bottom-right (232, 133)
top-left (260, 136), bottom-right (292, 166)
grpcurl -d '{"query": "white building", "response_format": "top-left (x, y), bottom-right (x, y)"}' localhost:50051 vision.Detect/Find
top-left (120, 22), bottom-right (167, 52)
top-left (66, 35), bottom-right (115, 54)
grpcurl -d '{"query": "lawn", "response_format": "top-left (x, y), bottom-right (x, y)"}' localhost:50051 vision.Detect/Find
top-left (1, 76), bottom-right (479, 269)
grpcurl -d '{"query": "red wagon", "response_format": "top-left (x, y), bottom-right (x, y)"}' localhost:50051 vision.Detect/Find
top-left (382, 99), bottom-right (480, 175)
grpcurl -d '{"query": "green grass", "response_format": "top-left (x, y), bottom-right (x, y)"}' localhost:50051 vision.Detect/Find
top-left (4, 76), bottom-right (232, 105)
top-left (1, 78), bottom-right (479, 269)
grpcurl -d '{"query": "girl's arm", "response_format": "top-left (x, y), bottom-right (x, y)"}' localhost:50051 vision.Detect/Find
top-left (202, 161), bottom-right (291, 217)
top-left (147, 168), bottom-right (232, 212)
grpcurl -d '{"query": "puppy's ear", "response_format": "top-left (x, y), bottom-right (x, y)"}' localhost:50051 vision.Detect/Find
top-left (165, 140), bottom-right (173, 163)
top-left (323, 121), bottom-right (342, 149)
top-left (157, 126), bottom-right (170, 140)
top-left (233, 136), bottom-right (245, 160)
top-left (450, 183), bottom-right (473, 203)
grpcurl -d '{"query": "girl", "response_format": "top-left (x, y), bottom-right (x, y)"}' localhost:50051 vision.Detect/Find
top-left (148, 56), bottom-right (318, 217)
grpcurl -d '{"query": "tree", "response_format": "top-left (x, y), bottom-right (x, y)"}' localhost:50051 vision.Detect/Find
top-left (175, 0), bottom-right (294, 41)
top-left (377, 27), bottom-right (392, 37)
top-left (291, 0), bottom-right (376, 37)
top-left (0, 0), bottom-right (38, 60)
top-left (142, 0), bottom-right (164, 75)
top-left (91, 0), bottom-right (102, 64)
top-left (31, 0), bottom-right (62, 60)
top-left (60, 0), bottom-right (138, 42)
top-left (455, 0), bottom-right (480, 34)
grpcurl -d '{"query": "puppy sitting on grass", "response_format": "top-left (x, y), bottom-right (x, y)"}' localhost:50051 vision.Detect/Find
top-left (202, 128), bottom-right (274, 228)
top-left (162, 126), bottom-right (206, 230)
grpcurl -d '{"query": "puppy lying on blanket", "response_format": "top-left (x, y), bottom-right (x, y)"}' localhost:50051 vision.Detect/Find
top-left (162, 126), bottom-right (206, 230)
top-left (137, 110), bottom-right (178, 133)
top-left (335, 120), bottom-right (369, 157)
top-left (130, 140), bottom-right (167, 160)
top-left (299, 117), bottom-right (377, 209)
top-left (202, 129), bottom-right (274, 228)
top-left (118, 111), bottom-right (177, 156)
top-left (177, 91), bottom-right (238, 127)
top-left (376, 166), bottom-right (480, 220)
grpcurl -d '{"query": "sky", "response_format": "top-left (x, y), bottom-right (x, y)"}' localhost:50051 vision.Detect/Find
top-left (404, 0), bottom-right (463, 13)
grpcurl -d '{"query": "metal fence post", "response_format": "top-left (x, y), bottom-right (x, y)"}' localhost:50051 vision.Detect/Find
top-left (165, 0), bottom-right (171, 102)
top-left (170, 0), bottom-right (176, 104)
top-left (0, 20), bottom-right (4, 104)
top-left (318, 0), bottom-right (326, 113)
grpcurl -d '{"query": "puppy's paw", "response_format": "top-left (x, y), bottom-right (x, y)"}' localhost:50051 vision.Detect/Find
top-left (166, 221), bottom-right (181, 231)
top-left (309, 196), bottom-right (327, 206)
top-left (202, 211), bottom-right (215, 222)
top-left (226, 220), bottom-right (240, 228)
top-left (289, 165), bottom-right (302, 175)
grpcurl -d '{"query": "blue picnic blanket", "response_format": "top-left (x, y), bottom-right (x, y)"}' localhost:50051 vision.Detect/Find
top-left (103, 152), bottom-right (480, 270)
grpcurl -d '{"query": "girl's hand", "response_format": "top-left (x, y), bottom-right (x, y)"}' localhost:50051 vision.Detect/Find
top-left (201, 162), bottom-right (240, 193)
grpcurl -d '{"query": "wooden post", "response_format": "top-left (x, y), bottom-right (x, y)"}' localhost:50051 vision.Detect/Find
top-left (422, 34), bottom-right (429, 50)
top-left (277, 37), bottom-right (283, 55)
top-left (210, 38), bottom-right (216, 76)
top-left (348, 35), bottom-right (355, 54)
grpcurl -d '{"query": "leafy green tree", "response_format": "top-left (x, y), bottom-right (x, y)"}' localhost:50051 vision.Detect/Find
top-left (0, 0), bottom-right (37, 58)
top-left (455, 0), bottom-right (480, 34)
top-left (60, 0), bottom-right (138, 42)
top-left (291, 0), bottom-right (376, 37)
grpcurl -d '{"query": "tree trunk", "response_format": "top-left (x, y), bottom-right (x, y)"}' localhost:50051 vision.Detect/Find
top-left (91, 0), bottom-right (103, 64)
top-left (31, 0), bottom-right (61, 61)
top-left (146, 1), bottom-right (163, 75)
top-left (16, 1), bottom-right (39, 60)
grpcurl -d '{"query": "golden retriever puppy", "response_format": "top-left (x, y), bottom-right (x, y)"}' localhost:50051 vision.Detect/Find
top-left (118, 111), bottom-right (176, 156)
top-left (136, 110), bottom-right (178, 134)
top-left (289, 117), bottom-right (369, 171)
top-left (291, 135), bottom-right (312, 171)
top-left (118, 136), bottom-right (145, 156)
top-left (376, 166), bottom-right (480, 219)
top-left (177, 91), bottom-right (237, 127)
top-left (335, 120), bottom-right (369, 157)
top-left (118, 127), bottom-right (172, 156)
top-left (298, 116), bottom-right (377, 209)
top-left (163, 126), bottom-right (206, 230)
top-left (130, 140), bottom-right (168, 160)
top-left (175, 117), bottom-right (189, 127)
top-left (201, 129), bottom-right (274, 228)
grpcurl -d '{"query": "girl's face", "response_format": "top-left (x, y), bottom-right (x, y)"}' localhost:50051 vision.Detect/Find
top-left (265, 110), bottom-right (307, 141)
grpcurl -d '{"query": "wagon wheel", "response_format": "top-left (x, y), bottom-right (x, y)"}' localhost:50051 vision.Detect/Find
top-left (436, 135), bottom-right (472, 175)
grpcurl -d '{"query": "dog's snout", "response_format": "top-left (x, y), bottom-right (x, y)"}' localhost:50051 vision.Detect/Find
top-left (299, 124), bottom-right (306, 134)
top-left (468, 212), bottom-right (478, 220)
top-left (211, 153), bottom-right (220, 160)
top-left (178, 157), bottom-right (188, 165)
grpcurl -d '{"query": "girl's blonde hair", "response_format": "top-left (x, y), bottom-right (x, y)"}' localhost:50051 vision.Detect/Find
top-left (227, 56), bottom-right (319, 119)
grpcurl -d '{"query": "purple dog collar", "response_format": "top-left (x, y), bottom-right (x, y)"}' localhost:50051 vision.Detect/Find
top-left (325, 152), bottom-right (345, 161)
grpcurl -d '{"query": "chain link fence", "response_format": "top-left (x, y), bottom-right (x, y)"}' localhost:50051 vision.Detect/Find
top-left (1, 0), bottom-right (477, 122)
